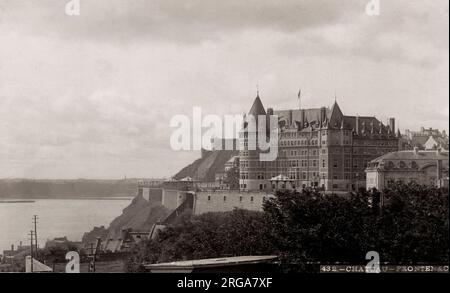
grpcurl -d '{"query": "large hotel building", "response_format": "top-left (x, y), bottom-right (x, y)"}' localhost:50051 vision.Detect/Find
top-left (239, 94), bottom-right (400, 192)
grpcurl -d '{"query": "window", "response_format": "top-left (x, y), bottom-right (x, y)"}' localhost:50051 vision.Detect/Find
top-left (345, 159), bottom-right (350, 168)
top-left (387, 161), bottom-right (395, 169)
top-left (250, 196), bottom-right (254, 202)
top-left (239, 196), bottom-right (243, 202)
top-left (208, 196), bottom-right (211, 201)
top-left (223, 196), bottom-right (227, 202)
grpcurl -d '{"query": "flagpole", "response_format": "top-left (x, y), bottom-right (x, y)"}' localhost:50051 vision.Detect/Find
top-left (298, 88), bottom-right (301, 110)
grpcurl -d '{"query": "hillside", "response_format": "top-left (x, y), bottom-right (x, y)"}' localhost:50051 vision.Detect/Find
top-left (82, 193), bottom-right (171, 245)
top-left (173, 149), bottom-right (238, 181)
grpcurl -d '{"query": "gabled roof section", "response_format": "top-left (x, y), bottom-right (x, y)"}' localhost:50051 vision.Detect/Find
top-left (329, 101), bottom-right (343, 120)
top-left (370, 150), bottom-right (449, 162)
top-left (248, 95), bottom-right (266, 116)
top-left (328, 101), bottom-right (344, 128)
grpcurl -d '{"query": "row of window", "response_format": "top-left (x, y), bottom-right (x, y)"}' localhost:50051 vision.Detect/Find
top-left (240, 158), bottom-right (371, 170)
top-left (207, 194), bottom-right (262, 202)
top-left (240, 172), bottom-right (367, 181)
top-left (353, 140), bottom-right (397, 146)
top-left (281, 132), bottom-right (318, 139)
top-left (385, 160), bottom-right (419, 170)
top-left (280, 139), bottom-right (319, 147)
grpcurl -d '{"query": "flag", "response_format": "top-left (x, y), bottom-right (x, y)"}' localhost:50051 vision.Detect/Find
top-left (298, 88), bottom-right (301, 99)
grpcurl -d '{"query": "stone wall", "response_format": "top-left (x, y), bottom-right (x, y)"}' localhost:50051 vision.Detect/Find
top-left (193, 190), bottom-right (271, 215)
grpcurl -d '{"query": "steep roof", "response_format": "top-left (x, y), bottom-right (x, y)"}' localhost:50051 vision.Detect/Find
top-left (370, 150), bottom-right (449, 163)
top-left (275, 108), bottom-right (328, 124)
top-left (248, 95), bottom-right (266, 116)
top-left (411, 135), bottom-right (429, 146)
top-left (328, 101), bottom-right (344, 127)
top-left (343, 116), bottom-right (389, 134)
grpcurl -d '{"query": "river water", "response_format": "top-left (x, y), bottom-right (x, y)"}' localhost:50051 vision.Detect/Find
top-left (0, 198), bottom-right (132, 253)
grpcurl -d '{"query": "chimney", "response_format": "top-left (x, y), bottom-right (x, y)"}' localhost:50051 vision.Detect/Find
top-left (437, 148), bottom-right (442, 155)
top-left (355, 115), bottom-right (360, 134)
top-left (301, 109), bottom-right (306, 127)
top-left (389, 118), bottom-right (395, 134)
top-left (320, 107), bottom-right (327, 123)
top-left (267, 108), bottom-right (273, 115)
top-left (413, 147), bottom-right (419, 155)
top-left (11, 244), bottom-right (14, 251)
top-left (19, 241), bottom-right (22, 248)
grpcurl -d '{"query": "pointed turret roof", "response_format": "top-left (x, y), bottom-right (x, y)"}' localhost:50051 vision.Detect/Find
top-left (329, 101), bottom-right (343, 120)
top-left (248, 95), bottom-right (266, 116)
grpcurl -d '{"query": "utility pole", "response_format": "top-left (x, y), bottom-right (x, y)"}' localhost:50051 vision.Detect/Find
top-left (33, 215), bottom-right (38, 258)
top-left (29, 230), bottom-right (34, 273)
top-left (89, 243), bottom-right (95, 272)
top-left (88, 237), bottom-right (101, 272)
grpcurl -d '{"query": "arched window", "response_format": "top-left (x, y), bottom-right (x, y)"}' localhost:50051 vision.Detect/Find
top-left (399, 161), bottom-right (406, 169)
top-left (411, 161), bottom-right (418, 169)
top-left (387, 161), bottom-right (395, 169)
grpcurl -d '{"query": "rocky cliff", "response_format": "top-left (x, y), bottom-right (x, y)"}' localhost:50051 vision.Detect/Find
top-left (174, 149), bottom-right (238, 181)
top-left (82, 194), bottom-right (171, 245)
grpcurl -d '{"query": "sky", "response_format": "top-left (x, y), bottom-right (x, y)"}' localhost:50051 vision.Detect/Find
top-left (0, 0), bottom-right (448, 179)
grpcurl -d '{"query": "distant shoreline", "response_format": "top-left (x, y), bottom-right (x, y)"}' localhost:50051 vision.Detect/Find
top-left (0, 200), bottom-right (36, 203)
top-left (0, 196), bottom-right (133, 201)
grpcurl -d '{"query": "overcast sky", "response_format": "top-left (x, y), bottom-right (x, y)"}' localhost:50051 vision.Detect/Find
top-left (0, 0), bottom-right (448, 179)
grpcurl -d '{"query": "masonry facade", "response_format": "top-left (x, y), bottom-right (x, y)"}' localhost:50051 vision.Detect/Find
top-left (239, 95), bottom-right (400, 192)
top-left (365, 148), bottom-right (449, 190)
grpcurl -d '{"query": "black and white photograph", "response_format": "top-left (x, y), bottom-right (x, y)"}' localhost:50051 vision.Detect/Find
top-left (0, 0), bottom-right (448, 283)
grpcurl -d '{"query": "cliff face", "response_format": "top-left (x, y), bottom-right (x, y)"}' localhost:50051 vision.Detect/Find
top-left (174, 150), bottom-right (238, 181)
top-left (82, 194), bottom-right (171, 245)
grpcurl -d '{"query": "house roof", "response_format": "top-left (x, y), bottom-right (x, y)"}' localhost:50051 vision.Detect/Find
top-left (370, 150), bottom-right (449, 163)
top-left (145, 255), bottom-right (278, 270)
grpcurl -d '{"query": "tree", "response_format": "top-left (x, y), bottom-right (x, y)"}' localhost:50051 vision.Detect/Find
top-left (263, 189), bottom-right (376, 272)
top-left (126, 183), bottom-right (449, 273)
top-left (125, 209), bottom-right (276, 272)
top-left (263, 184), bottom-right (449, 272)
top-left (375, 183), bottom-right (449, 264)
